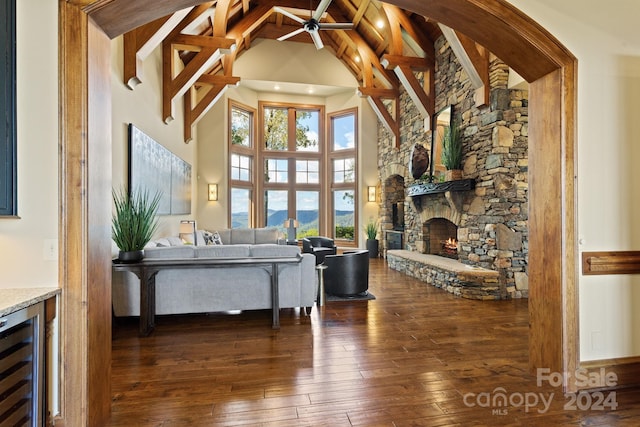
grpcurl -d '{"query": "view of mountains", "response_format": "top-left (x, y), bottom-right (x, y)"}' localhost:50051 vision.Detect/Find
top-left (231, 209), bottom-right (354, 231)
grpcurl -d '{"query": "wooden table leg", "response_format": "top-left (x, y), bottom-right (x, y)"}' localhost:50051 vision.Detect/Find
top-left (139, 270), bottom-right (158, 336)
top-left (271, 263), bottom-right (280, 329)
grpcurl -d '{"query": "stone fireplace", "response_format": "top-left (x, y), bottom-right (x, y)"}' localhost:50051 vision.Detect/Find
top-left (377, 36), bottom-right (530, 299)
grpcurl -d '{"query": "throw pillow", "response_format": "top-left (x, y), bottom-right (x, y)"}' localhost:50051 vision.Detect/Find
top-left (167, 236), bottom-right (184, 246)
top-left (202, 230), bottom-right (215, 245)
top-left (212, 231), bottom-right (223, 245)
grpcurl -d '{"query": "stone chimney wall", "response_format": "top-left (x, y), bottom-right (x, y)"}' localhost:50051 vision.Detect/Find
top-left (377, 36), bottom-right (529, 298)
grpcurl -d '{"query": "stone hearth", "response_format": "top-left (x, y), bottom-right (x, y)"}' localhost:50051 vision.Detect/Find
top-left (387, 250), bottom-right (502, 300)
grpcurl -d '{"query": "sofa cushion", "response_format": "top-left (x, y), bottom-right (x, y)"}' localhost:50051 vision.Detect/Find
top-left (254, 228), bottom-right (279, 244)
top-left (216, 229), bottom-right (231, 244)
top-left (230, 228), bottom-right (255, 244)
top-left (250, 244), bottom-right (300, 258)
top-left (195, 244), bottom-right (251, 258)
top-left (144, 246), bottom-right (196, 259)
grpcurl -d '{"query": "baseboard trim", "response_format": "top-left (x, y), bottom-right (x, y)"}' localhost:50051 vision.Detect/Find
top-left (576, 356), bottom-right (640, 391)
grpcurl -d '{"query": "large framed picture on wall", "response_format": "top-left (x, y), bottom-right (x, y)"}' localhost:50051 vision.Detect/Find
top-left (128, 124), bottom-right (191, 215)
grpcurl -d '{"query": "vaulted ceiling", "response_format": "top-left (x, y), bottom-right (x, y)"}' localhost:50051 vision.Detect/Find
top-left (122, 0), bottom-right (492, 142)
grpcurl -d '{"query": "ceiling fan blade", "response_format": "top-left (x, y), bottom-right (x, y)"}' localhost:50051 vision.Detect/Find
top-left (318, 23), bottom-right (354, 30)
top-left (312, 0), bottom-right (333, 21)
top-left (277, 27), bottom-right (306, 42)
top-left (274, 6), bottom-right (306, 25)
top-left (309, 29), bottom-right (324, 50)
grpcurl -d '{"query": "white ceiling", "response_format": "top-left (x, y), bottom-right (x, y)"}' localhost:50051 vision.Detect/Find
top-left (238, 79), bottom-right (355, 97)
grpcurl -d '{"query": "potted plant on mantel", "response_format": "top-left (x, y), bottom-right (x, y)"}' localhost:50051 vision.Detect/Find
top-left (364, 219), bottom-right (379, 259)
top-left (112, 187), bottom-right (162, 262)
top-left (441, 119), bottom-right (463, 181)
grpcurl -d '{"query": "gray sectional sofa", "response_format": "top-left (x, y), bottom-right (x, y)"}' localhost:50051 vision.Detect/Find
top-left (112, 228), bottom-right (317, 317)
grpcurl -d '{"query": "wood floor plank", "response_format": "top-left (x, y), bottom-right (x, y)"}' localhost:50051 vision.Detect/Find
top-left (108, 258), bottom-right (640, 426)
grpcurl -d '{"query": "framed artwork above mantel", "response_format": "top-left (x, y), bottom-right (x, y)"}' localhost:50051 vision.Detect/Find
top-left (0, 0), bottom-right (17, 217)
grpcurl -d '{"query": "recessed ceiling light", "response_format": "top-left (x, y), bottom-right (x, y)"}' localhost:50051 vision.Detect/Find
top-left (274, 84), bottom-right (280, 90)
top-left (355, 55), bottom-right (361, 63)
top-left (376, 19), bottom-right (384, 29)
top-left (307, 87), bottom-right (314, 94)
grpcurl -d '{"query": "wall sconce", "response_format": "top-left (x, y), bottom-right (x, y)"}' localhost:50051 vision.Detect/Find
top-left (179, 220), bottom-right (197, 245)
top-left (283, 218), bottom-right (299, 244)
top-left (367, 186), bottom-right (376, 202)
top-left (208, 183), bottom-right (218, 201)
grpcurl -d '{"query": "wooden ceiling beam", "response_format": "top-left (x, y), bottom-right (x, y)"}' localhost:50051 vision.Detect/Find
top-left (123, 9), bottom-right (191, 89)
top-left (381, 54), bottom-right (430, 69)
top-left (357, 87), bottom-right (399, 148)
top-left (162, 36), bottom-right (235, 123)
top-left (381, 53), bottom-right (434, 130)
top-left (382, 4), bottom-right (435, 61)
top-left (212, 0), bottom-right (233, 37)
top-left (327, 4), bottom-right (398, 90)
top-left (439, 24), bottom-right (490, 107)
top-left (352, 0), bottom-right (370, 28)
top-left (183, 75), bottom-right (240, 142)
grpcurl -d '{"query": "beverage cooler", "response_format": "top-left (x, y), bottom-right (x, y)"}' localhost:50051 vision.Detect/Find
top-left (0, 302), bottom-right (44, 426)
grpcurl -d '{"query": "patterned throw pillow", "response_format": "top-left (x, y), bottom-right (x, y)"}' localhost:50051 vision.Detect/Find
top-left (202, 230), bottom-right (214, 245)
top-left (212, 231), bottom-right (224, 245)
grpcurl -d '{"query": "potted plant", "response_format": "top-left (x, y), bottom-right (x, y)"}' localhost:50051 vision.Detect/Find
top-left (364, 219), bottom-right (379, 258)
top-left (441, 119), bottom-right (463, 181)
top-left (112, 187), bottom-right (162, 262)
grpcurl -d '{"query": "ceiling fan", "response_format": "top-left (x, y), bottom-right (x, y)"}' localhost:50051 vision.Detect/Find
top-left (274, 0), bottom-right (354, 50)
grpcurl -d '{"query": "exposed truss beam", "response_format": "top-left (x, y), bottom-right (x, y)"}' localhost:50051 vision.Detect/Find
top-left (123, 9), bottom-right (191, 89)
top-left (183, 75), bottom-right (240, 142)
top-left (163, 36), bottom-right (236, 123)
top-left (357, 87), bottom-right (399, 148)
top-left (380, 3), bottom-right (435, 131)
top-left (327, 4), bottom-right (398, 90)
top-left (439, 24), bottom-right (489, 107)
top-left (381, 54), bottom-right (434, 131)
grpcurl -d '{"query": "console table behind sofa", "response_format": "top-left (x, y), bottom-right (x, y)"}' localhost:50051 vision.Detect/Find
top-left (113, 254), bottom-right (304, 335)
top-left (112, 238), bottom-right (317, 336)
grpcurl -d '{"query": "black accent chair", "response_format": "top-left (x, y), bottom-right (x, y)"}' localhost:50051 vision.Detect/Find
top-left (323, 250), bottom-right (369, 296)
top-left (302, 236), bottom-right (337, 265)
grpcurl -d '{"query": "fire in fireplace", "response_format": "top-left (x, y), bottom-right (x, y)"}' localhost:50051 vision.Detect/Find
top-left (441, 237), bottom-right (458, 258)
top-left (423, 218), bottom-right (458, 258)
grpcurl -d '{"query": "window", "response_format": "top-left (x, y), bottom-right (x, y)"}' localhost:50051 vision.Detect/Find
top-left (231, 154), bottom-right (251, 181)
top-left (296, 160), bottom-right (319, 184)
top-left (329, 110), bottom-right (357, 243)
top-left (229, 102), bottom-right (256, 228)
top-left (230, 102), bottom-right (358, 242)
top-left (260, 102), bottom-right (323, 238)
top-left (265, 158), bottom-right (288, 183)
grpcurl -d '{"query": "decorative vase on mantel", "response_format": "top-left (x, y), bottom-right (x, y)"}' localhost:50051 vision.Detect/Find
top-left (444, 169), bottom-right (463, 181)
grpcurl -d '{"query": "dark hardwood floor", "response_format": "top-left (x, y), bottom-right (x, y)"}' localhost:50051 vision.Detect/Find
top-left (109, 259), bottom-right (640, 426)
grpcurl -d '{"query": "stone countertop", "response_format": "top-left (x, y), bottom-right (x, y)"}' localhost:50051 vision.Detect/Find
top-left (0, 287), bottom-right (60, 317)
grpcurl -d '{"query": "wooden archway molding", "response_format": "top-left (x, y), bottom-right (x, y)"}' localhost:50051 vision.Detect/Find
top-left (58, 0), bottom-right (577, 425)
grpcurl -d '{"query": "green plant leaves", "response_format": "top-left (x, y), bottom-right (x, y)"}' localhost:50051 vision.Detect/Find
top-left (112, 188), bottom-right (162, 251)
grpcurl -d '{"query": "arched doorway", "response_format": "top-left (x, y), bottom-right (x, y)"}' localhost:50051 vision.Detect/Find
top-left (59, 1), bottom-right (576, 424)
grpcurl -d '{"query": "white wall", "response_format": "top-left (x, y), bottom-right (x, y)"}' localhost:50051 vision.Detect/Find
top-left (111, 37), bottom-right (198, 238)
top-left (507, 0), bottom-right (640, 360)
top-left (0, 0), bottom-right (59, 287)
top-left (234, 38), bottom-right (357, 88)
